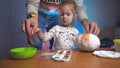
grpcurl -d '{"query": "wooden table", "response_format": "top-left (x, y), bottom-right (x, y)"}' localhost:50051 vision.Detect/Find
top-left (0, 49), bottom-right (120, 68)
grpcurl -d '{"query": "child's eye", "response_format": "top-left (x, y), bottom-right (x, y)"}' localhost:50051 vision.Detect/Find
top-left (60, 13), bottom-right (64, 16)
top-left (67, 13), bottom-right (71, 16)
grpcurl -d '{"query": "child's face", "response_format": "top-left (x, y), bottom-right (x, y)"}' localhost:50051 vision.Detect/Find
top-left (59, 5), bottom-right (74, 26)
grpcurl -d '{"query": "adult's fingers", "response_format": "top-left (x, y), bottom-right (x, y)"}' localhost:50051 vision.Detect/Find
top-left (90, 22), bottom-right (100, 35)
top-left (89, 22), bottom-right (96, 33)
top-left (84, 23), bottom-right (90, 33)
top-left (94, 26), bottom-right (100, 36)
top-left (22, 20), bottom-right (27, 34)
top-left (25, 19), bottom-right (31, 37)
top-left (31, 24), bottom-right (38, 35)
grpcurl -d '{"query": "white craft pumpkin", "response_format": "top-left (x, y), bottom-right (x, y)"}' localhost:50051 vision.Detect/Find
top-left (76, 33), bottom-right (101, 51)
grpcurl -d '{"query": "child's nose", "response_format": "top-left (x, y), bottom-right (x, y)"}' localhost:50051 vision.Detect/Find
top-left (63, 14), bottom-right (67, 18)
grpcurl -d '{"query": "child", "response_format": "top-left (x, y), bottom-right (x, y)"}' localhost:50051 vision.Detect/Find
top-left (36, 0), bottom-right (79, 50)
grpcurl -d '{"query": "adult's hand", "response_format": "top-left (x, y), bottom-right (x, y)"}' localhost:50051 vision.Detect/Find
top-left (83, 21), bottom-right (100, 35)
top-left (22, 17), bottom-right (38, 37)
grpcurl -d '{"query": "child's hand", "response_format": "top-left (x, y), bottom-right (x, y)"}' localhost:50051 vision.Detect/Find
top-left (35, 27), bottom-right (45, 41)
top-left (35, 28), bottom-right (41, 33)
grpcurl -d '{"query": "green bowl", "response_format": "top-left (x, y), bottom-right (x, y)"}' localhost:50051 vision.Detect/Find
top-left (10, 47), bottom-right (37, 59)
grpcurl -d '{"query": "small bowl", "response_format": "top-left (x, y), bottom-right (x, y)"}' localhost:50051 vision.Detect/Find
top-left (113, 39), bottom-right (120, 52)
top-left (10, 47), bottom-right (37, 59)
top-left (113, 39), bottom-right (120, 44)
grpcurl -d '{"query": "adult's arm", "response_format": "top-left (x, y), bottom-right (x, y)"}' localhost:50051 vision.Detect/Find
top-left (74, 0), bottom-right (100, 35)
top-left (26, 0), bottom-right (40, 16)
top-left (74, 0), bottom-right (88, 25)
